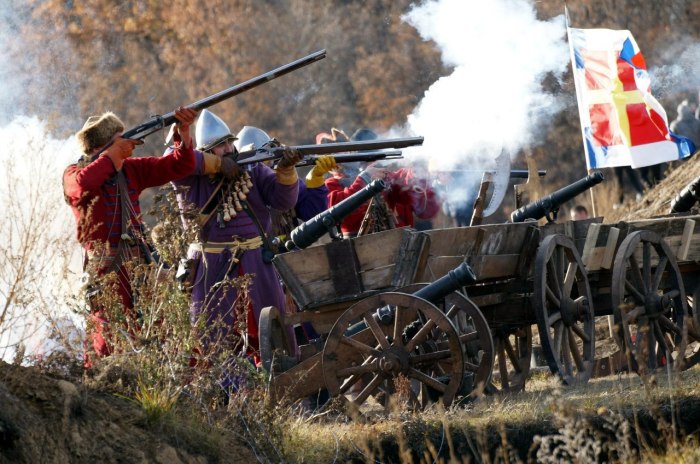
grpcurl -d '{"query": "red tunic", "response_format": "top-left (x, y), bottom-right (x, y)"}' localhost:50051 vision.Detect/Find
top-left (63, 138), bottom-right (195, 363)
top-left (325, 167), bottom-right (440, 235)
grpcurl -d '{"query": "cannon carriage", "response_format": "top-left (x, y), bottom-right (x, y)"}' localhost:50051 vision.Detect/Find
top-left (257, 172), bottom-right (700, 411)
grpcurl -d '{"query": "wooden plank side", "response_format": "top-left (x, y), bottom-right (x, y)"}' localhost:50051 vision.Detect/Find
top-left (325, 239), bottom-right (363, 296)
top-left (273, 256), bottom-right (311, 308)
top-left (677, 219), bottom-right (696, 261)
top-left (422, 227), bottom-right (482, 258)
top-left (601, 227), bottom-right (620, 270)
top-left (392, 230), bottom-right (429, 287)
top-left (274, 245), bottom-right (330, 282)
top-left (424, 254), bottom-right (521, 281)
top-left (581, 223), bottom-right (601, 269)
top-left (353, 228), bottom-right (405, 271)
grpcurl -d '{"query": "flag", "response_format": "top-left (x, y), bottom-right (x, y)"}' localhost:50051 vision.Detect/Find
top-left (567, 27), bottom-right (696, 170)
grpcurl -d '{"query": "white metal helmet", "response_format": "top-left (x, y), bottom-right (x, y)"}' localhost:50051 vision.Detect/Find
top-left (195, 109), bottom-right (236, 152)
top-left (233, 126), bottom-right (272, 152)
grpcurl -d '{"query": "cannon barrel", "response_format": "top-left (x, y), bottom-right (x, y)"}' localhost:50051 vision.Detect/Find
top-left (413, 263), bottom-right (477, 303)
top-left (288, 179), bottom-right (386, 249)
top-left (670, 175), bottom-right (700, 213)
top-left (510, 171), bottom-right (604, 223)
top-left (345, 262), bottom-right (477, 336)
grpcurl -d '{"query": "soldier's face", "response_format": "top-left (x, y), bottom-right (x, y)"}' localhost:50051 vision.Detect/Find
top-left (211, 138), bottom-right (236, 157)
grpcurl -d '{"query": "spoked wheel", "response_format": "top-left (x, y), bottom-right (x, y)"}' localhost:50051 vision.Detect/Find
top-left (259, 306), bottom-right (291, 374)
top-left (321, 292), bottom-right (464, 413)
top-left (399, 284), bottom-right (495, 399)
top-left (686, 285), bottom-right (700, 355)
top-left (611, 230), bottom-right (698, 373)
top-left (534, 234), bottom-right (595, 385)
top-left (487, 325), bottom-right (532, 393)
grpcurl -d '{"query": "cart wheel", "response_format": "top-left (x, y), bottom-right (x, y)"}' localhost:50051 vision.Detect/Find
top-left (611, 230), bottom-right (699, 373)
top-left (259, 306), bottom-right (291, 374)
top-left (321, 292), bottom-right (464, 412)
top-left (534, 234), bottom-right (595, 385)
top-left (487, 326), bottom-right (532, 393)
top-left (687, 285), bottom-right (700, 354)
top-left (398, 284), bottom-right (494, 399)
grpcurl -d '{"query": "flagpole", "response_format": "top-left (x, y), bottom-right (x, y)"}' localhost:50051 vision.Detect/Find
top-left (588, 173), bottom-right (597, 217)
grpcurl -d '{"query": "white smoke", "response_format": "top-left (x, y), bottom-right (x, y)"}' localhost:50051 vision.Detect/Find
top-left (396, 0), bottom-right (570, 217)
top-left (650, 42), bottom-right (700, 100)
top-left (0, 5), bottom-right (84, 362)
top-left (402, 0), bottom-right (569, 167)
top-left (0, 117), bottom-right (85, 362)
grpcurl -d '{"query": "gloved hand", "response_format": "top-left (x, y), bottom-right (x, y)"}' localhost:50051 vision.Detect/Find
top-left (104, 136), bottom-right (143, 171)
top-left (276, 146), bottom-right (304, 169)
top-left (220, 154), bottom-right (241, 180)
top-left (305, 155), bottom-right (337, 188)
top-left (275, 146), bottom-right (301, 185)
top-left (173, 107), bottom-right (198, 147)
top-left (358, 163), bottom-right (387, 184)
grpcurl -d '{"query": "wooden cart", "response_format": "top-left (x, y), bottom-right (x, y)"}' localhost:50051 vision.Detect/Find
top-left (419, 212), bottom-right (700, 392)
top-left (263, 226), bottom-right (494, 410)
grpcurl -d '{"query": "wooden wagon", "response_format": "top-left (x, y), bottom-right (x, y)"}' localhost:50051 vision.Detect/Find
top-left (260, 205), bottom-right (700, 409)
top-left (262, 226), bottom-right (495, 410)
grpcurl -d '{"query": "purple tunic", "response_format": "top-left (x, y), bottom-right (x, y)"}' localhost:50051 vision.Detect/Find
top-left (295, 180), bottom-right (329, 221)
top-left (172, 151), bottom-right (298, 357)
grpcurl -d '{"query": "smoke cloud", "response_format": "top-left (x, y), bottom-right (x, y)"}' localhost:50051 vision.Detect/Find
top-left (397, 0), bottom-right (570, 218)
top-left (0, 7), bottom-right (84, 361)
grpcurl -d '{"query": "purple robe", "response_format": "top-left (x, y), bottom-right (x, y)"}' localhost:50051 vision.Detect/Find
top-left (295, 180), bottom-right (329, 221)
top-left (172, 151), bottom-right (298, 359)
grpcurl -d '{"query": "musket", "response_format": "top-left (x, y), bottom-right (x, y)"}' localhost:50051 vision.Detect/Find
top-left (434, 169), bottom-right (547, 179)
top-left (510, 171), bottom-right (604, 223)
top-left (236, 137), bottom-right (424, 166)
top-left (295, 150), bottom-right (403, 167)
top-left (121, 49), bottom-right (325, 141)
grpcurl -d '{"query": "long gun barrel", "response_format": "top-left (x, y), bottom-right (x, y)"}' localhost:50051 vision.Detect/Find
top-left (510, 171), bottom-right (604, 223)
top-left (434, 169), bottom-right (546, 179)
top-left (288, 179), bottom-right (386, 249)
top-left (346, 262), bottom-right (477, 336)
top-left (120, 50), bottom-right (325, 141)
top-left (294, 150), bottom-right (403, 167)
top-left (237, 137), bottom-right (424, 166)
top-left (670, 175), bottom-right (700, 213)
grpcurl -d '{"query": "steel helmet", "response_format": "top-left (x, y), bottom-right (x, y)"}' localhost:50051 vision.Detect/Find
top-left (233, 126), bottom-right (272, 152)
top-left (195, 109), bottom-right (236, 152)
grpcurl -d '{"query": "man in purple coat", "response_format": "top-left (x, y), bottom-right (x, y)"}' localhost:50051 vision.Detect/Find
top-left (171, 110), bottom-right (301, 382)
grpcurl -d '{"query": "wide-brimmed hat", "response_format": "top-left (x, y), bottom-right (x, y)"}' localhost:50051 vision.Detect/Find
top-left (76, 112), bottom-right (125, 154)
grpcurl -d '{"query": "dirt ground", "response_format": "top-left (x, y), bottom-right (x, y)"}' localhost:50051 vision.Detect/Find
top-left (606, 155), bottom-right (700, 223)
top-left (0, 360), bottom-right (255, 464)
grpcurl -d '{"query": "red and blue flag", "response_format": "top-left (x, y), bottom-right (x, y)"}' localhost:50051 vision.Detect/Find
top-left (568, 28), bottom-right (696, 170)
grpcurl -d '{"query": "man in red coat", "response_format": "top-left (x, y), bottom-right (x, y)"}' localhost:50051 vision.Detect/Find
top-left (63, 107), bottom-right (197, 366)
top-left (324, 128), bottom-right (440, 237)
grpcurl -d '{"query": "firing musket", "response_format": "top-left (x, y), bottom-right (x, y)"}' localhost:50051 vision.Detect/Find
top-left (236, 137), bottom-right (424, 167)
top-left (285, 179), bottom-right (387, 250)
top-left (435, 169), bottom-right (547, 179)
top-left (510, 171), bottom-right (604, 223)
top-left (670, 176), bottom-right (700, 213)
top-left (295, 150), bottom-right (403, 167)
top-left (92, 50), bottom-right (326, 160)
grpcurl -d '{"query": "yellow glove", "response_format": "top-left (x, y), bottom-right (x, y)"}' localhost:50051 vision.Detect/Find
top-left (305, 155), bottom-right (337, 188)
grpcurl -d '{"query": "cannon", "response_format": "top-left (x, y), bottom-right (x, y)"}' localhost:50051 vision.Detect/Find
top-left (348, 262), bottom-right (477, 334)
top-left (287, 179), bottom-right (386, 249)
top-left (670, 175), bottom-right (700, 213)
top-left (510, 171), bottom-right (604, 223)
